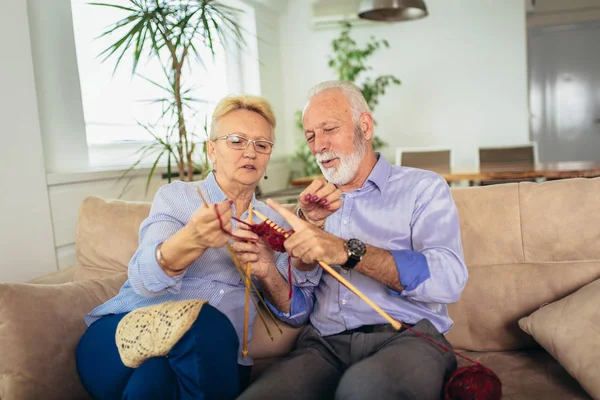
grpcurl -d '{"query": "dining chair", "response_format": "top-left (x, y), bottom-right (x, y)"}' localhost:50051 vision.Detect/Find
top-left (478, 143), bottom-right (537, 172)
top-left (395, 147), bottom-right (453, 174)
top-left (477, 143), bottom-right (538, 185)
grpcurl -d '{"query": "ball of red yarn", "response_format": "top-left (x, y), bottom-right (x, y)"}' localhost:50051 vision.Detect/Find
top-left (444, 365), bottom-right (502, 400)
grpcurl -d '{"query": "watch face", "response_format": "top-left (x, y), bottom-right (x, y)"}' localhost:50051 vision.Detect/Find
top-left (347, 238), bottom-right (366, 257)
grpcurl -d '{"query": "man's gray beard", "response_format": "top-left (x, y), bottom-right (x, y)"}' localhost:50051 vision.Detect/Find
top-left (315, 138), bottom-right (367, 186)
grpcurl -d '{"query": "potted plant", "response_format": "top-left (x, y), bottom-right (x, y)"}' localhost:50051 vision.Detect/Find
top-left (91, 0), bottom-right (244, 193)
top-left (291, 21), bottom-right (401, 178)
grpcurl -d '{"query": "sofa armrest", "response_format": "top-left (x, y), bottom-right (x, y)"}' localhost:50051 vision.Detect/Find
top-left (28, 266), bottom-right (75, 285)
top-left (0, 273), bottom-right (127, 400)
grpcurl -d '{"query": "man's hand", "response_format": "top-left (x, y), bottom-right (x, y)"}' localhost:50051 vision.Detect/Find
top-left (267, 199), bottom-right (347, 266)
top-left (231, 217), bottom-right (276, 280)
top-left (297, 178), bottom-right (342, 226)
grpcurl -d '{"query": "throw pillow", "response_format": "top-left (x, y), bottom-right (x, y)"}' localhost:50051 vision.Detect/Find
top-left (519, 277), bottom-right (600, 400)
top-left (0, 273), bottom-right (127, 400)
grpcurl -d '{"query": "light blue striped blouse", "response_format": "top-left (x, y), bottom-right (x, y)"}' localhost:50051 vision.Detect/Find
top-left (84, 172), bottom-right (321, 366)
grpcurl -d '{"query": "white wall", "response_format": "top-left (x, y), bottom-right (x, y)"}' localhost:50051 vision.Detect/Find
top-left (0, 1), bottom-right (58, 282)
top-left (47, 169), bottom-right (166, 270)
top-left (277, 0), bottom-right (531, 168)
top-left (27, 0), bottom-right (89, 173)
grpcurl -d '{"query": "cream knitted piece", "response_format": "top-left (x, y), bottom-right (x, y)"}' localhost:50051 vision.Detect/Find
top-left (115, 299), bottom-right (208, 368)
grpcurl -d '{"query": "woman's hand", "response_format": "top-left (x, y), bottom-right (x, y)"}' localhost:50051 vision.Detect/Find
top-left (297, 178), bottom-right (342, 226)
top-left (186, 199), bottom-right (233, 250)
top-left (231, 217), bottom-right (276, 280)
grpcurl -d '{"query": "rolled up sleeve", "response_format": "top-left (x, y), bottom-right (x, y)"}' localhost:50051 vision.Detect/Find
top-left (128, 182), bottom-right (189, 297)
top-left (389, 250), bottom-right (430, 293)
top-left (391, 176), bottom-right (468, 303)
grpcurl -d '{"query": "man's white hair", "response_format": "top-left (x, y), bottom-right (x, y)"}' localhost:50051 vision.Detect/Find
top-left (302, 80), bottom-right (371, 126)
top-left (303, 80), bottom-right (371, 185)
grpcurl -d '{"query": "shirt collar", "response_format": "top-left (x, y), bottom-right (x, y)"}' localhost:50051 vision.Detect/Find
top-left (362, 153), bottom-right (390, 194)
top-left (200, 171), bottom-right (257, 207)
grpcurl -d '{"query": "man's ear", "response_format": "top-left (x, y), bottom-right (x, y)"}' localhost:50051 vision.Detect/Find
top-left (359, 113), bottom-right (374, 141)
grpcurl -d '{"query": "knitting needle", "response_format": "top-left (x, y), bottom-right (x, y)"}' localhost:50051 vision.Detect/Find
top-left (225, 245), bottom-right (275, 341)
top-left (252, 209), bottom-right (403, 331)
top-left (195, 187), bottom-right (283, 339)
top-left (317, 261), bottom-right (402, 330)
top-left (242, 203), bottom-right (252, 357)
top-left (223, 240), bottom-right (284, 338)
top-left (195, 187), bottom-right (274, 341)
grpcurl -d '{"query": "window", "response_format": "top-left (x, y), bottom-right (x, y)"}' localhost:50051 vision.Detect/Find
top-left (70, 0), bottom-right (248, 167)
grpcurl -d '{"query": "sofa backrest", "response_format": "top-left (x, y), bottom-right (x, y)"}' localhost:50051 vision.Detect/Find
top-left (446, 177), bottom-right (600, 351)
top-left (73, 196), bottom-right (294, 281)
top-left (74, 197), bottom-right (151, 281)
top-left (74, 177), bottom-right (600, 352)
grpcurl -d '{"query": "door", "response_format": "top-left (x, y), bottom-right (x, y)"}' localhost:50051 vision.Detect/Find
top-left (528, 22), bottom-right (600, 162)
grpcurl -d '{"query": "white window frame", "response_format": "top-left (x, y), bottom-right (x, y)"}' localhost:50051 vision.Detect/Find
top-left (71, 0), bottom-right (259, 170)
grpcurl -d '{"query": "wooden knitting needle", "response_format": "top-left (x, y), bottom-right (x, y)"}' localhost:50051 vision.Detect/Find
top-left (225, 244), bottom-right (277, 341)
top-left (195, 187), bottom-right (283, 340)
top-left (252, 209), bottom-right (403, 331)
top-left (242, 203), bottom-right (252, 357)
top-left (317, 261), bottom-right (402, 330)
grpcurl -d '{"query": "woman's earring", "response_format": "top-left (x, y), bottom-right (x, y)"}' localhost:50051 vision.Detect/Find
top-left (263, 174), bottom-right (268, 180)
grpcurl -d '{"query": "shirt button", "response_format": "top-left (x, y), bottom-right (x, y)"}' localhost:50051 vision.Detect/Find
top-left (220, 289), bottom-right (224, 294)
top-left (342, 269), bottom-right (347, 274)
top-left (341, 300), bottom-right (347, 305)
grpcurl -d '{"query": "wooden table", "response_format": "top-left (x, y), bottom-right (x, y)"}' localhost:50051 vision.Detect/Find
top-left (289, 161), bottom-right (600, 187)
top-left (442, 161), bottom-right (600, 183)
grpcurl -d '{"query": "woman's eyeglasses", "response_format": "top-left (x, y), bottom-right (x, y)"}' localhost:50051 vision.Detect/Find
top-left (213, 133), bottom-right (274, 155)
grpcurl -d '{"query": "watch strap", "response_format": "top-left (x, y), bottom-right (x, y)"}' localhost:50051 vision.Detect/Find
top-left (342, 254), bottom-right (361, 270)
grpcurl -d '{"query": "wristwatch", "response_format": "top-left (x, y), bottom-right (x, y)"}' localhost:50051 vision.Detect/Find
top-left (341, 238), bottom-right (366, 270)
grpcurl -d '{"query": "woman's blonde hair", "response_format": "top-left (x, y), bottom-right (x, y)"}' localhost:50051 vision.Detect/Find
top-left (210, 95), bottom-right (276, 140)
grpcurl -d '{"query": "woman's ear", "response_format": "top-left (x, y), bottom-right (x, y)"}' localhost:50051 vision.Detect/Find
top-left (207, 140), bottom-right (216, 165)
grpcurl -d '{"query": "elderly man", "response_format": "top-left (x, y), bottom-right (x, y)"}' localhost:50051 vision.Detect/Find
top-left (240, 80), bottom-right (468, 400)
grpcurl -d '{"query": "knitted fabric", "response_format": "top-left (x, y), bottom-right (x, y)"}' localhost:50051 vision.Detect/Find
top-left (115, 299), bottom-right (207, 368)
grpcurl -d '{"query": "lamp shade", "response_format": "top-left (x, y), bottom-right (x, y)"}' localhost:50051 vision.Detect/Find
top-left (358, 0), bottom-right (428, 22)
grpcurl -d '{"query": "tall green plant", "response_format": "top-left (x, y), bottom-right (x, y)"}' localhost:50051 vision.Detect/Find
top-left (292, 21), bottom-right (401, 177)
top-left (91, 0), bottom-right (244, 194)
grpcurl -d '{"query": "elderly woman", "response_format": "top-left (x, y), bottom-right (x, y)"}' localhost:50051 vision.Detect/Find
top-left (75, 95), bottom-right (341, 400)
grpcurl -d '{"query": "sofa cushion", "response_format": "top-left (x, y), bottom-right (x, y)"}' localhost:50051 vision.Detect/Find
top-left (446, 178), bottom-right (600, 352)
top-left (456, 349), bottom-right (591, 400)
top-left (74, 196), bottom-right (151, 281)
top-left (29, 266), bottom-right (75, 284)
top-left (518, 278), bottom-right (600, 400)
top-left (0, 273), bottom-right (127, 400)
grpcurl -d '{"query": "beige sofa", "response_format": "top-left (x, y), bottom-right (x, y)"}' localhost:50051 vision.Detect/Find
top-left (1, 177), bottom-right (599, 400)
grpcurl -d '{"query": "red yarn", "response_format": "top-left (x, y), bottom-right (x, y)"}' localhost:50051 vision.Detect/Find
top-left (397, 322), bottom-right (502, 399)
top-left (444, 365), bottom-right (502, 400)
top-left (214, 204), bottom-right (295, 299)
top-left (215, 204), bottom-right (502, 399)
